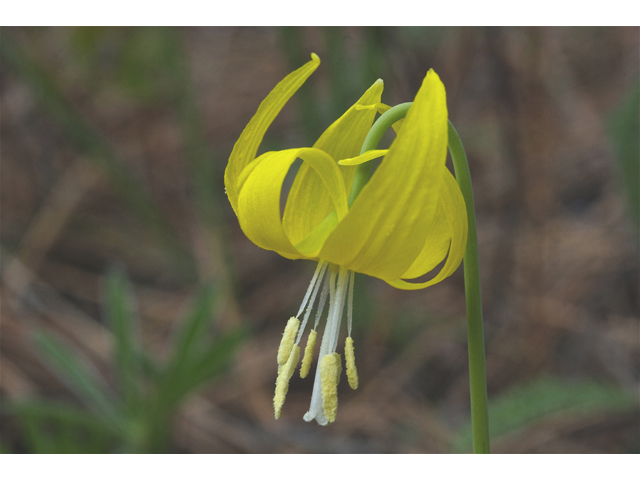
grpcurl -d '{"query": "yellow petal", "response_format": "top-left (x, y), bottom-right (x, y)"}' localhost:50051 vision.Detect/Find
top-left (294, 210), bottom-right (338, 258)
top-left (399, 183), bottom-right (451, 279)
top-left (338, 149), bottom-right (388, 166)
top-left (357, 103), bottom-right (404, 133)
top-left (387, 167), bottom-right (468, 289)
top-left (282, 79), bottom-right (384, 246)
top-left (318, 70), bottom-right (449, 281)
top-left (237, 148), bottom-right (348, 259)
top-left (225, 54), bottom-right (320, 215)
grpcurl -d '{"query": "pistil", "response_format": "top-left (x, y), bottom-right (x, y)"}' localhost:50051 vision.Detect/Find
top-left (304, 267), bottom-right (349, 425)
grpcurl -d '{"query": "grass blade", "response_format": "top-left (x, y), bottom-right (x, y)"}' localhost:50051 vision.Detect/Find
top-left (32, 330), bottom-right (120, 422)
top-left (167, 282), bottom-right (217, 371)
top-left (160, 327), bottom-right (247, 410)
top-left (11, 401), bottom-right (119, 453)
top-left (103, 268), bottom-right (141, 415)
top-left (452, 376), bottom-right (636, 453)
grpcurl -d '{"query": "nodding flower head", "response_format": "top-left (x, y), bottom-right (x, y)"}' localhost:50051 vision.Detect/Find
top-left (224, 54), bottom-right (468, 425)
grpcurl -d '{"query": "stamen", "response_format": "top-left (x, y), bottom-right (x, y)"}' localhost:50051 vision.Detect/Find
top-left (303, 270), bottom-right (337, 425)
top-left (296, 262), bottom-right (328, 345)
top-left (347, 270), bottom-right (355, 336)
top-left (300, 329), bottom-right (317, 378)
top-left (313, 274), bottom-right (331, 330)
top-left (277, 317), bottom-right (299, 366)
top-left (345, 336), bottom-right (359, 390)
top-left (296, 261), bottom-right (326, 318)
top-left (327, 268), bottom-right (349, 353)
top-left (273, 346), bottom-right (300, 419)
top-left (304, 268), bottom-right (350, 425)
top-left (319, 353), bottom-right (342, 423)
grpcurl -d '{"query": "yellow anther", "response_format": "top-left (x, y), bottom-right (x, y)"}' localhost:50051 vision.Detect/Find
top-left (300, 329), bottom-right (317, 379)
top-left (277, 317), bottom-right (300, 366)
top-left (319, 353), bottom-right (342, 423)
top-left (273, 346), bottom-right (300, 419)
top-left (345, 336), bottom-right (359, 390)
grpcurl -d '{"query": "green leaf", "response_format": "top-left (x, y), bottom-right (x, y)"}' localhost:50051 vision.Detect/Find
top-left (183, 327), bottom-right (248, 393)
top-left (158, 282), bottom-right (220, 400)
top-left (32, 330), bottom-right (121, 423)
top-left (10, 400), bottom-right (119, 454)
top-left (452, 376), bottom-right (636, 453)
top-left (159, 326), bottom-right (247, 410)
top-left (155, 282), bottom-right (221, 410)
top-left (103, 268), bottom-right (141, 414)
top-left (167, 282), bottom-right (218, 372)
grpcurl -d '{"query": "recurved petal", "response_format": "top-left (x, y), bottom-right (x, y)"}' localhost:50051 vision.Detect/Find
top-left (386, 167), bottom-right (468, 290)
top-left (318, 70), bottom-right (449, 281)
top-left (294, 211), bottom-right (338, 258)
top-left (225, 54), bottom-right (320, 215)
top-left (338, 149), bottom-right (388, 166)
top-left (356, 103), bottom-right (405, 133)
top-left (237, 148), bottom-right (348, 260)
top-left (282, 79), bottom-right (384, 246)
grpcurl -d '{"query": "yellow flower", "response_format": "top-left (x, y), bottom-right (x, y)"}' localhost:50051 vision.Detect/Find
top-left (224, 54), bottom-right (468, 425)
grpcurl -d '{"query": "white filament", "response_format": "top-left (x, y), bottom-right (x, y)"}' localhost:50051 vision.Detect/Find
top-left (347, 270), bottom-right (355, 337)
top-left (304, 267), bottom-right (350, 425)
top-left (313, 275), bottom-right (331, 330)
top-left (296, 261), bottom-right (326, 318)
top-left (296, 262), bottom-right (328, 345)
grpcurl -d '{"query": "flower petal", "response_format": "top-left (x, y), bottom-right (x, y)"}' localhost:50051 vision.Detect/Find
top-left (282, 79), bottom-right (384, 246)
top-left (386, 167), bottom-right (468, 289)
top-left (399, 189), bottom-right (450, 278)
top-left (237, 148), bottom-right (348, 259)
top-left (338, 149), bottom-right (388, 166)
top-left (318, 70), bottom-right (449, 281)
top-left (357, 103), bottom-right (405, 133)
top-left (294, 211), bottom-right (339, 258)
top-left (225, 54), bottom-right (320, 215)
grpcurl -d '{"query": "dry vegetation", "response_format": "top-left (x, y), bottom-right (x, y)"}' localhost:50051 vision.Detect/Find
top-left (1, 26), bottom-right (638, 453)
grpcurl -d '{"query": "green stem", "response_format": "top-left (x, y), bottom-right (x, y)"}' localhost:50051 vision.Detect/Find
top-left (348, 102), bottom-right (412, 205)
top-left (353, 104), bottom-right (490, 454)
top-left (448, 121), bottom-right (490, 454)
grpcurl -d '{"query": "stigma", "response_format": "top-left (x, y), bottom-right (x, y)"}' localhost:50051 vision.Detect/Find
top-left (272, 261), bottom-right (359, 425)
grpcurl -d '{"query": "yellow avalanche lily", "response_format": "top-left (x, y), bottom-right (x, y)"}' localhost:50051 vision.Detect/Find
top-left (225, 53), bottom-right (468, 425)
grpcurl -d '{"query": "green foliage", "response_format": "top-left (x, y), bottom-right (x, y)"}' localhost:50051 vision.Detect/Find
top-left (452, 376), bottom-right (636, 453)
top-left (10, 401), bottom-right (120, 454)
top-left (32, 332), bottom-right (120, 422)
top-left (0, 32), bottom-right (197, 281)
top-left (2, 28), bottom-right (242, 453)
top-left (609, 78), bottom-right (640, 227)
top-left (9, 270), bottom-right (247, 453)
top-left (71, 27), bottom-right (182, 104)
top-left (72, 26), bottom-right (226, 245)
top-left (104, 269), bottom-right (142, 416)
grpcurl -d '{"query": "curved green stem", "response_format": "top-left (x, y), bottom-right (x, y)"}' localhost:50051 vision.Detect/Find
top-left (348, 102), bottom-right (412, 206)
top-left (353, 103), bottom-right (490, 454)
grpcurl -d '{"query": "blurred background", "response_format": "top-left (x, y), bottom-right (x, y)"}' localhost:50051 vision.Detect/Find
top-left (0, 26), bottom-right (638, 453)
